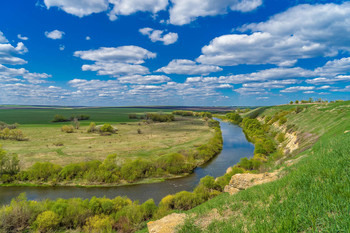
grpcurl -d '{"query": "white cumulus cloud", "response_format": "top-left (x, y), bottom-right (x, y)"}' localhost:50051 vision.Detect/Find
top-left (0, 33), bottom-right (28, 65)
top-left (169, 0), bottom-right (262, 25)
top-left (44, 0), bottom-right (109, 17)
top-left (108, 0), bottom-right (168, 20)
top-left (157, 59), bottom-right (222, 75)
top-left (17, 34), bottom-right (29, 41)
top-left (45, 30), bottom-right (65, 40)
top-left (197, 2), bottom-right (350, 67)
top-left (74, 46), bottom-right (156, 77)
top-left (139, 28), bottom-right (178, 45)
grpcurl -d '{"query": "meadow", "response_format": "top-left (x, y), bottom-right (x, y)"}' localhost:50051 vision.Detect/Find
top-left (0, 108), bottom-right (214, 167)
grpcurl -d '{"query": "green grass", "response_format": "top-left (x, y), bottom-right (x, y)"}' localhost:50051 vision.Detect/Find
top-left (175, 101), bottom-right (350, 232)
top-left (0, 107), bottom-right (172, 125)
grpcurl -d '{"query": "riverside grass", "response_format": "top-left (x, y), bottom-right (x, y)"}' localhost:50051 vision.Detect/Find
top-left (176, 101), bottom-right (350, 232)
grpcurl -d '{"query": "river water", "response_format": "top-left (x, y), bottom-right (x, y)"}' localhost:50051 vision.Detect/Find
top-left (0, 119), bottom-right (254, 205)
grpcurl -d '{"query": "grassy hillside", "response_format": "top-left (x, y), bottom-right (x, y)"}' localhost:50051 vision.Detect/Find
top-left (176, 101), bottom-right (350, 232)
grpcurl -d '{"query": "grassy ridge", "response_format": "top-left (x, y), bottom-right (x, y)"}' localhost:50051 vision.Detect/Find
top-left (177, 101), bottom-right (350, 232)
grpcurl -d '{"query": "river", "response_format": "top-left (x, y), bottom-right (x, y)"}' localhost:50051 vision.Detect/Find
top-left (0, 119), bottom-right (254, 205)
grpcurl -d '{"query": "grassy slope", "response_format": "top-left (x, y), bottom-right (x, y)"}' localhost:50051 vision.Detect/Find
top-left (176, 101), bottom-right (350, 232)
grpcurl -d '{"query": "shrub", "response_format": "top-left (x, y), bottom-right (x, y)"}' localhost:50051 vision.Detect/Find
top-left (100, 124), bottom-right (116, 133)
top-left (0, 122), bottom-right (18, 130)
top-left (87, 122), bottom-right (97, 133)
top-left (27, 162), bottom-right (62, 181)
top-left (61, 125), bottom-right (74, 133)
top-left (278, 117), bottom-right (287, 126)
top-left (70, 114), bottom-right (90, 121)
top-left (173, 111), bottom-right (194, 116)
top-left (121, 159), bottom-right (153, 182)
top-left (226, 112), bottom-right (242, 124)
top-left (32, 211), bottom-right (60, 232)
top-left (145, 113), bottom-right (175, 122)
top-left (173, 191), bottom-right (200, 210)
top-left (295, 106), bottom-right (303, 113)
top-left (128, 114), bottom-right (138, 119)
top-left (277, 133), bottom-right (285, 143)
top-left (83, 215), bottom-right (113, 233)
top-left (52, 114), bottom-right (69, 122)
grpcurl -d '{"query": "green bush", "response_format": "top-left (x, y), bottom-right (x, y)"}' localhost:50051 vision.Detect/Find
top-left (277, 133), bottom-right (285, 143)
top-left (226, 112), bottom-right (242, 124)
top-left (61, 125), bottom-right (74, 133)
top-left (100, 124), bottom-right (116, 133)
top-left (278, 117), bottom-right (287, 126)
top-left (173, 110), bottom-right (194, 116)
top-left (145, 113), bottom-right (175, 122)
top-left (87, 122), bottom-right (97, 133)
top-left (52, 114), bottom-right (69, 122)
top-left (33, 211), bottom-right (60, 232)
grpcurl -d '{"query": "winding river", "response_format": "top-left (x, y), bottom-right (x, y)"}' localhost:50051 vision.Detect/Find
top-left (0, 119), bottom-right (254, 205)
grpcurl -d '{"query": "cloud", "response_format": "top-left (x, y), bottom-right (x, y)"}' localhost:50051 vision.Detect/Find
top-left (59, 45), bottom-right (65, 51)
top-left (218, 67), bottom-right (314, 84)
top-left (75, 46), bottom-right (156, 77)
top-left (0, 64), bottom-right (51, 84)
top-left (108, 0), bottom-right (168, 21)
top-left (241, 2), bottom-right (350, 52)
top-left (157, 59), bottom-right (222, 75)
top-left (256, 96), bottom-right (269, 100)
top-left (118, 75), bottom-right (171, 84)
top-left (0, 33), bottom-right (28, 65)
top-left (280, 86), bottom-right (315, 93)
top-left (82, 62), bottom-right (150, 76)
top-left (139, 28), bottom-right (178, 45)
top-left (74, 46), bottom-right (156, 64)
top-left (42, 0), bottom-right (261, 25)
top-left (314, 57), bottom-right (350, 77)
top-left (242, 79), bottom-right (298, 89)
top-left (197, 32), bottom-right (327, 66)
top-left (305, 75), bottom-right (350, 84)
top-left (17, 34), bottom-right (29, 41)
top-left (86, 36), bottom-right (91, 40)
top-left (235, 87), bottom-right (268, 95)
top-left (0, 32), bottom-right (8, 43)
top-left (43, 0), bottom-right (109, 17)
top-left (197, 2), bottom-right (350, 66)
top-left (168, 0), bottom-right (262, 25)
top-left (45, 30), bottom-right (65, 40)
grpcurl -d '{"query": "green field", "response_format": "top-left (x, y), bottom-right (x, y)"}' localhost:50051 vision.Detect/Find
top-left (0, 107), bottom-right (172, 125)
top-left (175, 101), bottom-right (350, 232)
top-left (0, 107), bottom-right (213, 169)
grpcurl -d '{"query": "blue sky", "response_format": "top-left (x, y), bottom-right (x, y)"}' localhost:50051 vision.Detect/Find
top-left (0, 0), bottom-right (349, 106)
